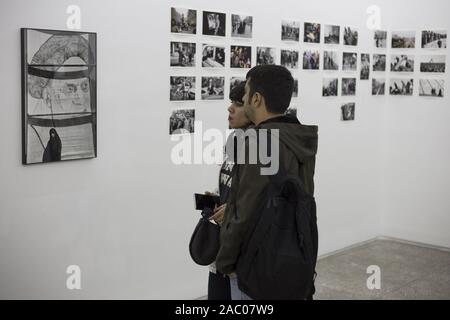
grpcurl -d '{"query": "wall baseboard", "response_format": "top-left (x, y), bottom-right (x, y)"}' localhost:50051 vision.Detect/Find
top-left (317, 237), bottom-right (378, 260)
top-left (375, 235), bottom-right (450, 253)
top-left (318, 236), bottom-right (450, 261)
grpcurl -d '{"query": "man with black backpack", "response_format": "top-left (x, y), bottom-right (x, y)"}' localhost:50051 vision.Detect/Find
top-left (215, 65), bottom-right (319, 300)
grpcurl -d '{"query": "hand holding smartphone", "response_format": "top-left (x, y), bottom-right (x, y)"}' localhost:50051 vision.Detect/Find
top-left (194, 193), bottom-right (220, 211)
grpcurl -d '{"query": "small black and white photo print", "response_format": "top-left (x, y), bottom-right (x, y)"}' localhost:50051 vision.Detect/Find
top-left (372, 78), bottom-right (386, 95)
top-left (171, 7), bottom-right (197, 34)
top-left (203, 11), bottom-right (226, 36)
top-left (202, 44), bottom-right (225, 68)
top-left (323, 78), bottom-right (338, 97)
top-left (360, 54), bottom-right (370, 80)
top-left (390, 54), bottom-right (415, 72)
top-left (343, 52), bottom-right (357, 71)
top-left (324, 25), bottom-right (340, 44)
top-left (374, 30), bottom-right (387, 48)
top-left (292, 79), bottom-right (299, 98)
top-left (341, 103), bottom-right (355, 121)
top-left (420, 55), bottom-right (446, 73)
top-left (201, 77), bottom-right (225, 100)
top-left (282, 20), bottom-right (300, 41)
top-left (419, 79), bottom-right (444, 97)
top-left (230, 45), bottom-right (252, 68)
top-left (342, 78), bottom-right (356, 96)
top-left (170, 76), bottom-right (196, 101)
top-left (343, 27), bottom-right (358, 46)
top-left (392, 31), bottom-right (416, 48)
top-left (170, 42), bottom-right (196, 67)
top-left (281, 49), bottom-right (299, 69)
top-left (373, 54), bottom-right (387, 71)
top-left (231, 14), bottom-right (253, 38)
top-left (303, 50), bottom-right (320, 70)
top-left (390, 78), bottom-right (414, 96)
top-left (169, 109), bottom-right (195, 135)
top-left (421, 30), bottom-right (447, 49)
top-left (257, 47), bottom-right (276, 65)
top-left (323, 51), bottom-right (339, 70)
top-left (304, 22), bottom-right (321, 43)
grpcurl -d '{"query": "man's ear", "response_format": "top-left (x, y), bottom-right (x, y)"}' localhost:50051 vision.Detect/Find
top-left (253, 92), bottom-right (262, 108)
top-left (253, 92), bottom-right (264, 109)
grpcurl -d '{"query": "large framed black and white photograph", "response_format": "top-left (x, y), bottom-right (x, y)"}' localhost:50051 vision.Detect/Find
top-left (21, 28), bottom-right (97, 165)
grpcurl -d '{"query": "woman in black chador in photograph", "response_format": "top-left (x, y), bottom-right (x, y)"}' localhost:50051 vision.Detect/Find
top-left (42, 128), bottom-right (62, 162)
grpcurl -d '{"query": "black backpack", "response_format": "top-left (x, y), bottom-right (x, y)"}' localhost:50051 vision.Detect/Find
top-left (235, 167), bottom-right (318, 300)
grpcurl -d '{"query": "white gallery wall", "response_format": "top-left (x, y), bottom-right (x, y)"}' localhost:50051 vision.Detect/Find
top-left (0, 0), bottom-right (448, 299)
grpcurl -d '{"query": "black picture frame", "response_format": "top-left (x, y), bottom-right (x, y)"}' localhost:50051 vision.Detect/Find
top-left (21, 28), bottom-right (97, 165)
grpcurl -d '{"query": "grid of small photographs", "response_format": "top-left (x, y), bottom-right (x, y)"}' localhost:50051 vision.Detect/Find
top-left (169, 8), bottom-right (256, 135)
top-left (169, 8), bottom-right (447, 130)
top-left (372, 28), bottom-right (447, 99)
top-left (317, 23), bottom-right (360, 120)
top-left (387, 29), bottom-right (446, 98)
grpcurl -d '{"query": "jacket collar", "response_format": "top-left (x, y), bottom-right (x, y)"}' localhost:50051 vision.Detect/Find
top-left (257, 114), bottom-right (300, 127)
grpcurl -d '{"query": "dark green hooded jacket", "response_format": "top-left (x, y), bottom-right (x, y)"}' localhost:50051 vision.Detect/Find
top-left (216, 115), bottom-right (318, 275)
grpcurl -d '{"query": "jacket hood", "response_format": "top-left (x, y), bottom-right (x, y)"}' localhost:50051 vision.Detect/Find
top-left (257, 115), bottom-right (318, 163)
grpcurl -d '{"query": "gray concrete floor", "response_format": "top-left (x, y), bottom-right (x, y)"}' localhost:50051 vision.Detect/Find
top-left (314, 239), bottom-right (450, 300)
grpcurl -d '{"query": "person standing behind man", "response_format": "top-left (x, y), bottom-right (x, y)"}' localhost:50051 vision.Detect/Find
top-left (215, 65), bottom-right (318, 300)
top-left (206, 82), bottom-right (252, 300)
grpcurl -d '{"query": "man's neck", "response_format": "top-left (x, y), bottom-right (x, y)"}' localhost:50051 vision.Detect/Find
top-left (254, 113), bottom-right (284, 126)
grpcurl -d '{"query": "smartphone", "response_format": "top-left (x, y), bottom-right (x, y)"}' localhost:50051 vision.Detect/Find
top-left (194, 193), bottom-right (220, 211)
